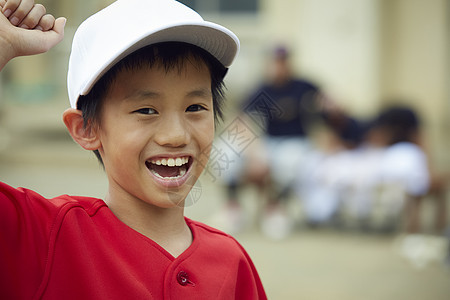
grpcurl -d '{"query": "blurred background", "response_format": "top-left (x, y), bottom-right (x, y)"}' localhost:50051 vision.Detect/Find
top-left (0, 0), bottom-right (449, 299)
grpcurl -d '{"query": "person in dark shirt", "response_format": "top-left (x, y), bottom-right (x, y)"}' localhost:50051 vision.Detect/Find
top-left (218, 45), bottom-right (323, 239)
top-left (246, 46), bottom-right (320, 137)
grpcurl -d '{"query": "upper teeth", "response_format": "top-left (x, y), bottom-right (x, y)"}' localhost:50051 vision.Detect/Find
top-left (151, 157), bottom-right (189, 167)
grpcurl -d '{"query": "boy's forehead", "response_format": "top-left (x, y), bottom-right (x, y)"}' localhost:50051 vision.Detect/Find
top-left (108, 58), bottom-right (212, 96)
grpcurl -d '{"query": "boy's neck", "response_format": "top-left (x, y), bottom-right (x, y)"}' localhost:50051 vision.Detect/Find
top-left (105, 192), bottom-right (192, 258)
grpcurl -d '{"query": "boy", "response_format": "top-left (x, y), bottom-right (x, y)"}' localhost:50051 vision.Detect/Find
top-left (0, 0), bottom-right (267, 299)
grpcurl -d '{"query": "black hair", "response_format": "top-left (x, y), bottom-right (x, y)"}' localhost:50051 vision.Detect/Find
top-left (372, 106), bottom-right (420, 145)
top-left (76, 42), bottom-right (228, 165)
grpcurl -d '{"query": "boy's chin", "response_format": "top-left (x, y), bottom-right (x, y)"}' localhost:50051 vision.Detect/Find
top-left (164, 181), bottom-right (201, 208)
top-left (164, 192), bottom-right (188, 208)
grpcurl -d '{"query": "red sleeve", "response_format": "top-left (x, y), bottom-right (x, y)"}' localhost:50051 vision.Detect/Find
top-left (0, 182), bottom-right (60, 299)
top-left (233, 239), bottom-right (267, 300)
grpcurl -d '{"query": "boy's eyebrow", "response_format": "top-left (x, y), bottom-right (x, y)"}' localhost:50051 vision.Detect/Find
top-left (186, 88), bottom-right (212, 99)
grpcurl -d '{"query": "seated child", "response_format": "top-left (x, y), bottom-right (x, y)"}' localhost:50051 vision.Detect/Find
top-left (0, 0), bottom-right (267, 299)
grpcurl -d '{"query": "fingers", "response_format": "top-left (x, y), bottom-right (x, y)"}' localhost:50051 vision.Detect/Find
top-left (2, 0), bottom-right (53, 30)
top-left (43, 16), bottom-right (66, 48)
top-left (2, 0), bottom-right (33, 26)
top-left (32, 16), bottom-right (66, 53)
top-left (35, 13), bottom-right (54, 31)
top-left (52, 16), bottom-right (65, 36)
top-left (18, 3), bottom-right (44, 29)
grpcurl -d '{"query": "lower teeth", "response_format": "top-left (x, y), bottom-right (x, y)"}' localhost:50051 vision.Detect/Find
top-left (151, 166), bottom-right (187, 179)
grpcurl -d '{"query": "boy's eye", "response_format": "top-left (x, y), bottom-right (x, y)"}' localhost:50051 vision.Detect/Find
top-left (134, 108), bottom-right (158, 115)
top-left (186, 104), bottom-right (207, 112)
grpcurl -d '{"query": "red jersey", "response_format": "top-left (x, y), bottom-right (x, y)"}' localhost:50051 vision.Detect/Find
top-left (0, 182), bottom-right (266, 299)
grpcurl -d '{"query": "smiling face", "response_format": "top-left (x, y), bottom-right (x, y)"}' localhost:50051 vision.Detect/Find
top-left (96, 58), bottom-right (214, 209)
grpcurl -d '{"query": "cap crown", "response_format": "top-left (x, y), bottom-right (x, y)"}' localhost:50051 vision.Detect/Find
top-left (67, 0), bottom-right (239, 108)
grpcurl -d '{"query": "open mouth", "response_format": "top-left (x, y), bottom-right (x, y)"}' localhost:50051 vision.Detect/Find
top-left (146, 156), bottom-right (192, 180)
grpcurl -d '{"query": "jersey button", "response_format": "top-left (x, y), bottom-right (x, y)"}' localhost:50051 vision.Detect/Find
top-left (177, 271), bottom-right (190, 286)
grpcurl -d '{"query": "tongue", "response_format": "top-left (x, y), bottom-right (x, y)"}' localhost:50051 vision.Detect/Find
top-left (149, 164), bottom-right (180, 178)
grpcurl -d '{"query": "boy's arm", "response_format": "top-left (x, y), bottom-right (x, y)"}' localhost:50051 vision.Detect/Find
top-left (0, 0), bottom-right (65, 71)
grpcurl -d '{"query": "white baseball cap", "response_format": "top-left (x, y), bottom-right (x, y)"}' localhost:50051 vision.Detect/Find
top-left (67, 0), bottom-right (240, 109)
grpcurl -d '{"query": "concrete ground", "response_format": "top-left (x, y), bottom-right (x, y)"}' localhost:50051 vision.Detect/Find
top-left (0, 104), bottom-right (449, 299)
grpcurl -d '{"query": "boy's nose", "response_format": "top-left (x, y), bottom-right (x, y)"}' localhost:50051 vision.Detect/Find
top-left (154, 115), bottom-right (190, 147)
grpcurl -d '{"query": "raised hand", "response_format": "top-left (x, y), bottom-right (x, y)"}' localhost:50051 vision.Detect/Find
top-left (0, 0), bottom-right (66, 70)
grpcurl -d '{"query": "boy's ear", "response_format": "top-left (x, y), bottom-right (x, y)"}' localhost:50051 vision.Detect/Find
top-left (63, 108), bottom-right (101, 150)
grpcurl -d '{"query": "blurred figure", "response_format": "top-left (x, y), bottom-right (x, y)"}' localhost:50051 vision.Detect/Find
top-left (337, 105), bottom-right (448, 234)
top-left (219, 45), bottom-right (323, 239)
top-left (293, 104), bottom-right (447, 235)
top-left (370, 107), bottom-right (450, 268)
top-left (370, 106), bottom-right (430, 232)
top-left (294, 107), bottom-right (366, 228)
top-left (321, 106), bottom-right (431, 232)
